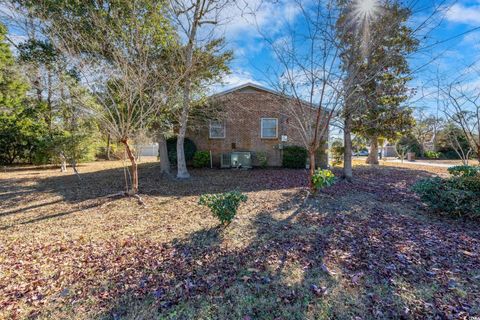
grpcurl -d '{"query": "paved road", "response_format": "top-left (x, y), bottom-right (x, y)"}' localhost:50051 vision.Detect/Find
top-left (385, 159), bottom-right (455, 168)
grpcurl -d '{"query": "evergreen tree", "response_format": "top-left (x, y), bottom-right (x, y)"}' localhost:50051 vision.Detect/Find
top-left (339, 1), bottom-right (418, 168)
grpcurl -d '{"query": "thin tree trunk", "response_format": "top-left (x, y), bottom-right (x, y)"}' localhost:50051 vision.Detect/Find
top-left (309, 150), bottom-right (316, 190)
top-left (106, 134), bottom-right (111, 160)
top-left (60, 153), bottom-right (67, 172)
top-left (177, 87), bottom-right (191, 179)
top-left (176, 2), bottom-right (199, 179)
top-left (47, 69), bottom-right (53, 133)
top-left (158, 132), bottom-right (171, 174)
top-left (366, 137), bottom-right (379, 165)
top-left (122, 139), bottom-right (138, 194)
top-left (71, 159), bottom-right (81, 180)
top-left (343, 114), bottom-right (353, 181)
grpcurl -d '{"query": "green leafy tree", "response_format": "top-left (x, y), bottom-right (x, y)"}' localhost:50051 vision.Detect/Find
top-left (0, 22), bottom-right (43, 165)
top-left (349, 3), bottom-right (417, 165)
top-left (338, 1), bottom-right (418, 174)
top-left (23, 0), bottom-right (179, 194)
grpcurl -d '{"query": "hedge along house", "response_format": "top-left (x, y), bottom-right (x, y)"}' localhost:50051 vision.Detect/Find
top-left (187, 83), bottom-right (329, 168)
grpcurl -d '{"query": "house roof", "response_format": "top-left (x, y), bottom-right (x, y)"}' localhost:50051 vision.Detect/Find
top-left (210, 82), bottom-right (334, 114)
top-left (210, 82), bottom-right (284, 98)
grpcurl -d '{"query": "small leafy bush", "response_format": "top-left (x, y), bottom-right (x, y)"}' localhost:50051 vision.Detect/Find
top-left (412, 176), bottom-right (480, 219)
top-left (311, 169), bottom-right (335, 190)
top-left (424, 151), bottom-right (441, 159)
top-left (283, 146), bottom-right (307, 168)
top-left (193, 151), bottom-right (210, 168)
top-left (448, 165), bottom-right (480, 177)
top-left (256, 152), bottom-right (268, 168)
top-left (198, 191), bottom-right (248, 226)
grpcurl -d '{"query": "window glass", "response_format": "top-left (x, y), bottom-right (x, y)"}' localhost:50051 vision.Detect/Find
top-left (209, 121), bottom-right (225, 138)
top-left (261, 118), bottom-right (278, 138)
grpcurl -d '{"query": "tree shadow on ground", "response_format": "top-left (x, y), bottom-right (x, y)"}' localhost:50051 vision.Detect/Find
top-left (2, 162), bottom-right (438, 205)
top-left (96, 182), bottom-right (480, 319)
top-left (2, 164), bottom-right (480, 319)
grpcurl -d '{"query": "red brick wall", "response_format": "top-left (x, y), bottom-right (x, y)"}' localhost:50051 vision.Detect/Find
top-left (187, 86), bottom-right (328, 168)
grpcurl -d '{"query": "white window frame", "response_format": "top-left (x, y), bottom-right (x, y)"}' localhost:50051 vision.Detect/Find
top-left (209, 120), bottom-right (225, 139)
top-left (260, 118), bottom-right (278, 139)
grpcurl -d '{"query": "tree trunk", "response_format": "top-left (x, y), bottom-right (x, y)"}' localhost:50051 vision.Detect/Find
top-left (122, 139), bottom-right (138, 194)
top-left (71, 159), bottom-right (81, 180)
top-left (309, 150), bottom-right (316, 190)
top-left (343, 114), bottom-right (353, 181)
top-left (158, 133), bottom-right (171, 174)
top-left (366, 137), bottom-right (379, 165)
top-left (106, 134), bottom-right (111, 160)
top-left (176, 85), bottom-right (191, 179)
top-left (60, 153), bottom-right (67, 173)
top-left (47, 69), bottom-right (53, 133)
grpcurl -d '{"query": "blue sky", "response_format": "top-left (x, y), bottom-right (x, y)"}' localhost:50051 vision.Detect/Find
top-left (214, 0), bottom-right (480, 115)
top-left (2, 0), bottom-right (479, 116)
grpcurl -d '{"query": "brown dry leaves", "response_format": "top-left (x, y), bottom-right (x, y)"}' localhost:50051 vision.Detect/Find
top-left (1, 159), bottom-right (479, 319)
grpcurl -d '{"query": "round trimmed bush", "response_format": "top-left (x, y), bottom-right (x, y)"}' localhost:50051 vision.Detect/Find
top-left (282, 146), bottom-right (307, 168)
top-left (193, 151), bottom-right (210, 168)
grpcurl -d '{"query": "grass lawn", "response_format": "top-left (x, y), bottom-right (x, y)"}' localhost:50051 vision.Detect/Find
top-left (1, 159), bottom-right (479, 319)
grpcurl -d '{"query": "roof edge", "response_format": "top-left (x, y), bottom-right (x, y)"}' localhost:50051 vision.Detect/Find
top-left (210, 82), bottom-right (281, 98)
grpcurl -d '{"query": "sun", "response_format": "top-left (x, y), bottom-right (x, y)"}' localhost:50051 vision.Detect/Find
top-left (351, 0), bottom-right (381, 23)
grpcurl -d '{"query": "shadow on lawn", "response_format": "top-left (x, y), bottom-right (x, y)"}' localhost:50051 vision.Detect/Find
top-left (2, 164), bottom-right (479, 319)
top-left (97, 182), bottom-right (479, 319)
top-left (2, 162), bottom-right (313, 205)
top-left (2, 161), bottom-right (439, 206)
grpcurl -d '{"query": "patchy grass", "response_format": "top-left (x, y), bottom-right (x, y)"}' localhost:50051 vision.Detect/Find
top-left (1, 160), bottom-right (479, 319)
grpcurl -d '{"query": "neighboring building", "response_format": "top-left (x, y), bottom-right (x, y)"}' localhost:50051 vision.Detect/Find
top-left (187, 83), bottom-right (329, 168)
top-left (382, 144), bottom-right (398, 158)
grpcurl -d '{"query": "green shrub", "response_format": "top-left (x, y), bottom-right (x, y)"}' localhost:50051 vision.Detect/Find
top-left (424, 151), bottom-right (441, 159)
top-left (412, 176), bottom-right (480, 219)
top-left (448, 165), bottom-right (480, 177)
top-left (311, 169), bottom-right (335, 190)
top-left (330, 141), bottom-right (344, 166)
top-left (166, 137), bottom-right (197, 165)
top-left (282, 146), bottom-right (307, 168)
top-left (396, 134), bottom-right (423, 157)
top-left (256, 152), bottom-right (268, 168)
top-left (193, 151), bottom-right (210, 168)
top-left (198, 191), bottom-right (248, 226)
top-left (450, 176), bottom-right (480, 192)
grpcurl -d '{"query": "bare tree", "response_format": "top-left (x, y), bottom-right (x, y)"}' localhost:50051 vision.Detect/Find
top-left (251, 0), bottom-right (352, 188)
top-left (442, 77), bottom-right (480, 163)
top-left (168, 0), bottom-right (232, 179)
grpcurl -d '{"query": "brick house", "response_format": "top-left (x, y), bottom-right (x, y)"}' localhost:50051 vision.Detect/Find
top-left (187, 83), bottom-right (329, 168)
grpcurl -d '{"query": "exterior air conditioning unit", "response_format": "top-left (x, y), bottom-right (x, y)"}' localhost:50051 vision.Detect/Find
top-left (220, 152), bottom-right (252, 169)
top-left (221, 153), bottom-right (231, 168)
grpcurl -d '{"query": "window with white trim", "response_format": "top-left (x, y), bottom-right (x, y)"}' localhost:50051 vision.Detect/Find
top-left (261, 118), bottom-right (278, 139)
top-left (209, 120), bottom-right (225, 139)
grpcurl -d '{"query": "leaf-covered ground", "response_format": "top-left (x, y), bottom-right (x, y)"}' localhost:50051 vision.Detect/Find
top-left (1, 160), bottom-right (479, 319)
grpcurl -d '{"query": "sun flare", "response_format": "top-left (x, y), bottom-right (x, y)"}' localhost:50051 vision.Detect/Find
top-left (351, 0), bottom-right (381, 22)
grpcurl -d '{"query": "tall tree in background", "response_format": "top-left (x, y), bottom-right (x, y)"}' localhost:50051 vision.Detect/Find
top-left (339, 0), bottom-right (418, 173)
top-left (412, 113), bottom-right (442, 155)
top-left (0, 22), bottom-right (41, 164)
